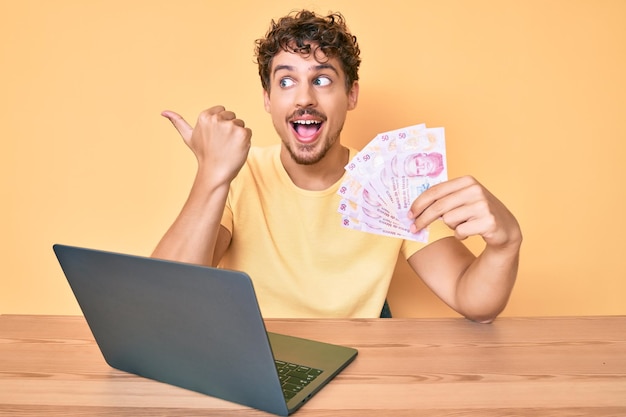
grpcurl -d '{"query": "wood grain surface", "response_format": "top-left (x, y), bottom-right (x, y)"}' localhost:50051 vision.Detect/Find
top-left (1, 315), bottom-right (625, 416)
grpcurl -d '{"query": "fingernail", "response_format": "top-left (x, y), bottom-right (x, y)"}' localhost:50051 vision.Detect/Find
top-left (407, 210), bottom-right (414, 219)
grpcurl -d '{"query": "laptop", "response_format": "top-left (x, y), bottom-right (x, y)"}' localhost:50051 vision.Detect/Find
top-left (53, 244), bottom-right (357, 416)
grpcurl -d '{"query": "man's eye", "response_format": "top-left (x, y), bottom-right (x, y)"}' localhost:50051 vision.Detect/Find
top-left (313, 76), bottom-right (331, 87)
top-left (279, 78), bottom-right (295, 88)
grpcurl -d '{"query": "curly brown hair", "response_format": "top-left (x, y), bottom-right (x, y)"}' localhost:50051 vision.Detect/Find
top-left (254, 10), bottom-right (361, 93)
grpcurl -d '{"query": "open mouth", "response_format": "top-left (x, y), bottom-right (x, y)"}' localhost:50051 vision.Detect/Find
top-left (291, 119), bottom-right (323, 143)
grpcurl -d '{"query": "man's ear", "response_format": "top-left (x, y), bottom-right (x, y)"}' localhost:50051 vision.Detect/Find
top-left (263, 89), bottom-right (271, 113)
top-left (348, 81), bottom-right (359, 111)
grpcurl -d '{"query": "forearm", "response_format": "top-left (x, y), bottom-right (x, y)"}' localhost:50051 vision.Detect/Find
top-left (152, 171), bottom-right (230, 266)
top-left (455, 241), bottom-right (521, 323)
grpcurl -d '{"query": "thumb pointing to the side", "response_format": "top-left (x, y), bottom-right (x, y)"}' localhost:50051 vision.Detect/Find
top-left (161, 110), bottom-right (193, 145)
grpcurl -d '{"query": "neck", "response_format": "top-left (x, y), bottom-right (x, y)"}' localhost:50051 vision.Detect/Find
top-left (280, 144), bottom-right (349, 191)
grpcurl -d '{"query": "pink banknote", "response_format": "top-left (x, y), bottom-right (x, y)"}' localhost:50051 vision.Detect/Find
top-left (338, 124), bottom-right (447, 242)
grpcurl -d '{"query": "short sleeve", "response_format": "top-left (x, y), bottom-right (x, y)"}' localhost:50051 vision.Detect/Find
top-left (220, 190), bottom-right (234, 235)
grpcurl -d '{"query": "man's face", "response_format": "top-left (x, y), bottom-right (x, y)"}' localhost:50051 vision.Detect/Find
top-left (263, 46), bottom-right (358, 165)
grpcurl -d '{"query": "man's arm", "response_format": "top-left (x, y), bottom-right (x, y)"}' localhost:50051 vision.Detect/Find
top-left (407, 176), bottom-right (522, 323)
top-left (151, 106), bottom-right (251, 266)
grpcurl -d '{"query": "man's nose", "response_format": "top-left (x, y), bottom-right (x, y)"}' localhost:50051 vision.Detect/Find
top-left (294, 84), bottom-right (317, 108)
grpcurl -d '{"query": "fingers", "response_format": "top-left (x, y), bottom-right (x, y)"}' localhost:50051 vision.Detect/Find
top-left (211, 107), bottom-right (246, 128)
top-left (219, 111), bottom-right (246, 128)
top-left (408, 176), bottom-right (486, 235)
top-left (190, 106), bottom-right (252, 164)
top-left (162, 106), bottom-right (247, 144)
top-left (408, 176), bottom-right (521, 248)
top-left (199, 106), bottom-right (246, 127)
top-left (441, 200), bottom-right (492, 240)
top-left (161, 110), bottom-right (193, 142)
top-left (408, 176), bottom-right (479, 230)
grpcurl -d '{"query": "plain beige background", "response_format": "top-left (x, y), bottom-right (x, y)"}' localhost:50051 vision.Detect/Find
top-left (2, 0), bottom-right (625, 317)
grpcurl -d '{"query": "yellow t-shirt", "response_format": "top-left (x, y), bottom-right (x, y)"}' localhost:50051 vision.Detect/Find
top-left (219, 145), bottom-right (451, 318)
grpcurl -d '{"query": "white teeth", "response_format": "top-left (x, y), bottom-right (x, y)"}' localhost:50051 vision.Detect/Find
top-left (293, 120), bottom-right (320, 125)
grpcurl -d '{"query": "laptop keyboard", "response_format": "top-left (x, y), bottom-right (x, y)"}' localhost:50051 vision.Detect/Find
top-left (275, 360), bottom-right (323, 400)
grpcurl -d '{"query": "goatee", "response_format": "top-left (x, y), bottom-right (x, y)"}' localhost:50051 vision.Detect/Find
top-left (284, 129), bottom-right (341, 165)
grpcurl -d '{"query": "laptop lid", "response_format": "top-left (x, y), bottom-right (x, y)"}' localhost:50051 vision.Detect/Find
top-left (52, 244), bottom-right (357, 416)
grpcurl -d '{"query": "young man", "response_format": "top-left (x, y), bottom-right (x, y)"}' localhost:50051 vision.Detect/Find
top-left (152, 10), bottom-right (522, 322)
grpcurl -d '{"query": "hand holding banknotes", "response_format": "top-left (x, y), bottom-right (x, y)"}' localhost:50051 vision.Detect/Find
top-left (407, 176), bottom-right (523, 249)
top-left (339, 123), bottom-right (521, 251)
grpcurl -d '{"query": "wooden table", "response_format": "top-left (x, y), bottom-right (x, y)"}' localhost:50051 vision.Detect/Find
top-left (1, 315), bottom-right (625, 416)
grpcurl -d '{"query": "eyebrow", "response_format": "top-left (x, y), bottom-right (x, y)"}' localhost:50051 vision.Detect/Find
top-left (272, 63), bottom-right (340, 77)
